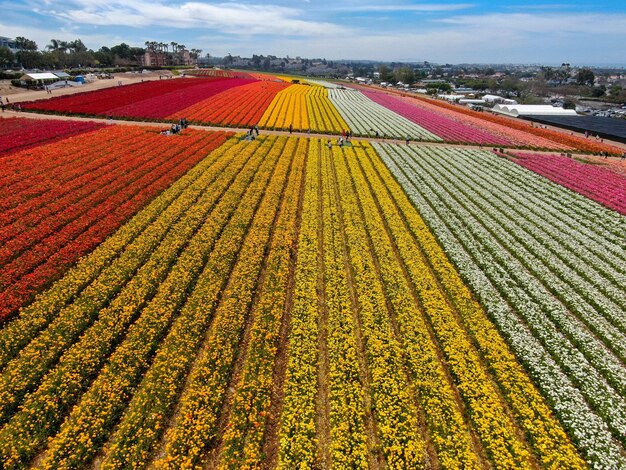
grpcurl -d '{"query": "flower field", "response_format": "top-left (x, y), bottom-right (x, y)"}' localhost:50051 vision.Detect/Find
top-left (379, 143), bottom-right (626, 468)
top-left (3, 72), bottom-right (626, 468)
top-left (168, 80), bottom-right (290, 127)
top-left (406, 93), bottom-right (623, 154)
top-left (4, 116), bottom-right (608, 468)
top-left (258, 84), bottom-right (349, 133)
top-left (21, 77), bottom-right (254, 120)
top-left (0, 119), bottom-right (230, 320)
top-left (328, 88), bottom-right (441, 140)
top-left (511, 152), bottom-right (626, 214)
top-left (361, 90), bottom-right (512, 145)
top-left (0, 117), bottom-right (104, 156)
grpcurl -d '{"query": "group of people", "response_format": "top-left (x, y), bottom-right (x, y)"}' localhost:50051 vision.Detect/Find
top-left (245, 125), bottom-right (260, 140)
top-left (0, 96), bottom-right (20, 112)
top-left (160, 118), bottom-right (189, 136)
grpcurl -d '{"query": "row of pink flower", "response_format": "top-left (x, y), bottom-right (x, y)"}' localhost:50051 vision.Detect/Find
top-left (400, 96), bottom-right (571, 150)
top-left (359, 89), bottom-right (512, 145)
top-left (0, 117), bottom-right (103, 156)
top-left (573, 155), bottom-right (626, 178)
top-left (347, 83), bottom-right (570, 150)
top-left (512, 152), bottom-right (626, 215)
top-left (106, 78), bottom-right (256, 119)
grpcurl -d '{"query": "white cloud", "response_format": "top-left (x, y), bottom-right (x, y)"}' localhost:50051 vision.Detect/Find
top-left (43, 0), bottom-right (347, 36)
top-left (332, 3), bottom-right (474, 12)
top-left (213, 12), bottom-right (626, 65)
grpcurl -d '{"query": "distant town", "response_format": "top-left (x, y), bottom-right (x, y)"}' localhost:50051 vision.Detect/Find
top-left (1, 35), bottom-right (625, 120)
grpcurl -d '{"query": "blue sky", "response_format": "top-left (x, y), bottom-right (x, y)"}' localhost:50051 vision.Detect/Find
top-left (2, 0), bottom-right (626, 65)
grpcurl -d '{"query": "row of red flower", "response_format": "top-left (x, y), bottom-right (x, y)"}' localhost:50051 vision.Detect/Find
top-left (0, 118), bottom-right (103, 156)
top-left (20, 78), bottom-right (207, 115)
top-left (168, 80), bottom-right (290, 127)
top-left (109, 78), bottom-right (255, 120)
top-left (0, 120), bottom-right (231, 321)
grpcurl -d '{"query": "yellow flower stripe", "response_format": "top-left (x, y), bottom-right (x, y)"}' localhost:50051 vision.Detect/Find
top-left (361, 142), bottom-right (586, 469)
top-left (215, 139), bottom-right (308, 468)
top-left (30, 137), bottom-right (273, 469)
top-left (0, 133), bottom-right (235, 371)
top-left (320, 143), bottom-right (369, 468)
top-left (306, 86), bottom-right (350, 134)
top-left (277, 138), bottom-right (322, 468)
top-left (259, 84), bottom-right (309, 131)
top-left (99, 137), bottom-right (286, 469)
top-left (155, 136), bottom-right (301, 468)
top-left (352, 142), bottom-right (533, 468)
top-left (344, 142), bottom-right (482, 469)
top-left (0, 136), bottom-right (265, 469)
top-left (330, 145), bottom-right (426, 468)
top-left (258, 84), bottom-right (349, 134)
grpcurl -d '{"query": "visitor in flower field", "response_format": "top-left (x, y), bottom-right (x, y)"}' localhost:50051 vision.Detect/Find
top-left (289, 124), bottom-right (293, 134)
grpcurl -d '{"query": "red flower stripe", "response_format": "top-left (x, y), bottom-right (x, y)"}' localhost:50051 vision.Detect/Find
top-left (0, 118), bottom-right (104, 157)
top-left (512, 152), bottom-right (626, 214)
top-left (107, 78), bottom-right (255, 120)
top-left (168, 80), bottom-right (290, 127)
top-left (0, 127), bottom-right (148, 216)
top-left (0, 125), bottom-right (231, 320)
top-left (20, 79), bottom-right (209, 115)
top-left (0, 129), bottom-right (171, 251)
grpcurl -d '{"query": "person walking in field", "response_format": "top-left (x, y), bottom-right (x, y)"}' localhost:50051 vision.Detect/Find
top-left (289, 124), bottom-right (293, 134)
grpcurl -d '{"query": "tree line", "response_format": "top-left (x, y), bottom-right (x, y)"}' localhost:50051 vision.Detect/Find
top-left (0, 37), bottom-right (203, 70)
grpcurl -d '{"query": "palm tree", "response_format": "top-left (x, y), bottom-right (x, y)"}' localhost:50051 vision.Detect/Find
top-left (46, 39), bottom-right (62, 51)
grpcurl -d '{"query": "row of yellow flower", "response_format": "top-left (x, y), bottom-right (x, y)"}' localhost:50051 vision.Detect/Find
top-left (258, 84), bottom-right (349, 134)
top-left (329, 144), bottom-right (427, 467)
top-left (156, 136), bottom-right (303, 468)
top-left (0, 134), bottom-right (235, 372)
top-left (363, 143), bottom-right (586, 468)
top-left (277, 138), bottom-right (323, 467)
top-left (319, 142), bottom-right (370, 467)
top-left (357, 141), bottom-right (533, 468)
top-left (38, 136), bottom-right (275, 469)
top-left (214, 138), bottom-right (308, 468)
top-left (98, 136), bottom-right (288, 469)
top-left (346, 141), bottom-right (482, 468)
top-left (307, 86), bottom-right (350, 134)
top-left (0, 136), bottom-right (264, 468)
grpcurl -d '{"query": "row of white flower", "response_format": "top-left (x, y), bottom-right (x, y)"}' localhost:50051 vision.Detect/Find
top-left (424, 148), bottom-right (626, 377)
top-left (473, 151), bottom-right (626, 272)
top-left (327, 88), bottom-right (441, 141)
top-left (304, 79), bottom-right (342, 89)
top-left (376, 142), bottom-right (626, 469)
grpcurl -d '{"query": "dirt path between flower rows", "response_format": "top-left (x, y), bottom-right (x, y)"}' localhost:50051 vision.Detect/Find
top-left (2, 109), bottom-right (626, 157)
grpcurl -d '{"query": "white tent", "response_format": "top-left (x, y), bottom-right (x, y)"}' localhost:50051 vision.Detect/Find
top-left (459, 99), bottom-right (486, 104)
top-left (492, 104), bottom-right (578, 117)
top-left (438, 94), bottom-right (465, 101)
top-left (22, 72), bottom-right (58, 80)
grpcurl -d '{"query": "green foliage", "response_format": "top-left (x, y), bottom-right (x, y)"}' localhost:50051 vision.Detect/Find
top-left (0, 47), bottom-right (14, 68)
top-left (576, 68), bottom-right (595, 86)
top-left (393, 66), bottom-right (415, 85)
